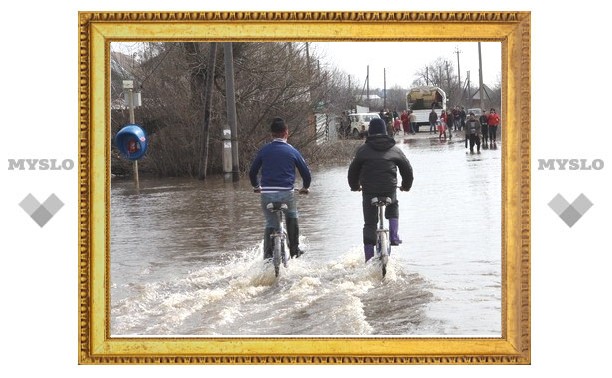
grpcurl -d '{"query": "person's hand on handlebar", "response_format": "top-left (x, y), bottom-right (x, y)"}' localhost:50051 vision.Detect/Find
top-left (298, 187), bottom-right (310, 195)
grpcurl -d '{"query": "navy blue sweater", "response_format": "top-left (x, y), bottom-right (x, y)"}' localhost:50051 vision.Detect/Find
top-left (249, 139), bottom-right (311, 192)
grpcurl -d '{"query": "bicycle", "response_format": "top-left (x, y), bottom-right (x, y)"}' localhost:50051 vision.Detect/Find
top-left (265, 201), bottom-right (291, 277)
top-left (256, 188), bottom-right (309, 277)
top-left (371, 196), bottom-right (393, 278)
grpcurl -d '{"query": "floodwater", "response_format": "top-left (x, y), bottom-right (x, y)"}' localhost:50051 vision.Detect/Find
top-left (110, 134), bottom-right (502, 337)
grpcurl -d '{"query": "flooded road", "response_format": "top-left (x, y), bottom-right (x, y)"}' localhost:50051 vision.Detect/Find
top-left (110, 135), bottom-right (501, 337)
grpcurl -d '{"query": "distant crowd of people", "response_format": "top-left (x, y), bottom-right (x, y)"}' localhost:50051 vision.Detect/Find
top-left (337, 105), bottom-right (500, 154)
top-left (378, 108), bottom-right (418, 136)
top-left (375, 106), bottom-right (500, 147)
top-left (430, 106), bottom-right (500, 153)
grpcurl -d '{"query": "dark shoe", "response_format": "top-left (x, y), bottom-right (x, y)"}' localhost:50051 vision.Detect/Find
top-left (293, 247), bottom-right (305, 258)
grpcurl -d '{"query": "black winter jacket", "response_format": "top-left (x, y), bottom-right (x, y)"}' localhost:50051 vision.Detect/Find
top-left (347, 135), bottom-right (414, 194)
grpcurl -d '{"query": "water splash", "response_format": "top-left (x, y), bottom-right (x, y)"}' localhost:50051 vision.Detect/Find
top-left (111, 243), bottom-right (432, 337)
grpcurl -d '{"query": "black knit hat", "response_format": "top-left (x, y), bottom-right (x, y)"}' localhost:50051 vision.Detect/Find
top-left (368, 118), bottom-right (387, 135)
top-left (270, 117), bottom-right (288, 134)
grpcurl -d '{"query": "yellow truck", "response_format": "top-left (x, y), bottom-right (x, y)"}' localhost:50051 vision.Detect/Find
top-left (406, 86), bottom-right (447, 131)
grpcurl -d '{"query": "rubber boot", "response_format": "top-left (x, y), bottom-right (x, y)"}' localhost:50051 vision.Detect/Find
top-left (389, 218), bottom-right (402, 246)
top-left (364, 244), bottom-right (375, 262)
top-left (286, 217), bottom-right (304, 258)
top-left (263, 227), bottom-right (274, 260)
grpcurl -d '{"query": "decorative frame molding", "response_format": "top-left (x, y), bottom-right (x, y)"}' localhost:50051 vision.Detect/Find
top-left (78, 10), bottom-right (530, 364)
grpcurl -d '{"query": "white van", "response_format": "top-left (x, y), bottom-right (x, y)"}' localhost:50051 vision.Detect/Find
top-left (467, 108), bottom-right (483, 117)
top-left (349, 113), bottom-right (381, 138)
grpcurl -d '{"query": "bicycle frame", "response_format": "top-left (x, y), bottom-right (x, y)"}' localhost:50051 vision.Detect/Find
top-left (266, 202), bottom-right (290, 277)
top-left (371, 196), bottom-right (392, 277)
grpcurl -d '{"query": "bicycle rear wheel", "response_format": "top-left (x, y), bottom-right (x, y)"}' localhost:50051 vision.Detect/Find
top-left (273, 235), bottom-right (282, 277)
top-left (379, 231), bottom-right (389, 278)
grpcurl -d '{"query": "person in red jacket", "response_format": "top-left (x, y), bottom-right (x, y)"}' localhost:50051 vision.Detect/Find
top-left (487, 108), bottom-right (500, 148)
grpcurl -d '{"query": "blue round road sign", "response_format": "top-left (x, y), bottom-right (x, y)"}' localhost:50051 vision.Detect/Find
top-left (116, 124), bottom-right (147, 160)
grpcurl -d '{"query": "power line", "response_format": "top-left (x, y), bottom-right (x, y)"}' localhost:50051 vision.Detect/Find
top-left (139, 43), bottom-right (176, 89)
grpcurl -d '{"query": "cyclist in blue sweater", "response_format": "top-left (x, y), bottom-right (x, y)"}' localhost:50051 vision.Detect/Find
top-left (249, 117), bottom-right (311, 260)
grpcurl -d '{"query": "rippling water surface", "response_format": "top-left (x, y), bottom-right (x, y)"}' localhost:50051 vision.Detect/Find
top-left (110, 135), bottom-right (501, 337)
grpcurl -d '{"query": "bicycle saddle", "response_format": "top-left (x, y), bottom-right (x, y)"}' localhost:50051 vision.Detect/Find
top-left (371, 197), bottom-right (393, 206)
top-left (266, 202), bottom-right (289, 211)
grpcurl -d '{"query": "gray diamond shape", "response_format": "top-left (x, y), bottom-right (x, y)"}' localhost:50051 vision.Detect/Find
top-left (42, 193), bottom-right (64, 215)
top-left (30, 205), bottom-right (54, 227)
top-left (571, 193), bottom-right (593, 215)
top-left (548, 193), bottom-right (570, 216)
top-left (19, 193), bottom-right (41, 216)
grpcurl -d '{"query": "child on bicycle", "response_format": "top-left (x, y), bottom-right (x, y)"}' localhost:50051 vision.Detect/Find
top-left (347, 118), bottom-right (414, 262)
top-left (249, 117), bottom-right (311, 260)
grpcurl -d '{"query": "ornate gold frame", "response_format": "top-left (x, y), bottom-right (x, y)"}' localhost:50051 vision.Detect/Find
top-left (78, 11), bottom-right (530, 364)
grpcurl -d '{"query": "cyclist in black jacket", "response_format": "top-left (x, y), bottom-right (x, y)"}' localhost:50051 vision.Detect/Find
top-left (347, 118), bottom-right (414, 262)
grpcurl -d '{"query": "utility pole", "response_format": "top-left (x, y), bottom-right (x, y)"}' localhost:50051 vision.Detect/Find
top-left (466, 70), bottom-right (471, 106)
top-left (304, 42), bottom-right (317, 137)
top-left (383, 68), bottom-right (387, 110)
top-left (305, 42), bottom-right (313, 104)
top-left (224, 42), bottom-right (240, 182)
top-left (478, 42), bottom-right (485, 111)
top-left (445, 61), bottom-right (451, 91)
top-left (366, 65), bottom-right (370, 108)
top-left (198, 42), bottom-right (217, 180)
top-left (123, 79), bottom-right (139, 189)
top-left (348, 74), bottom-right (351, 91)
top-left (455, 46), bottom-right (462, 106)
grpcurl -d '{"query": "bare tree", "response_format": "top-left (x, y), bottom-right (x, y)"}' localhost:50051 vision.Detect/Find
top-left (412, 57), bottom-right (461, 106)
top-left (111, 42), bottom-right (348, 177)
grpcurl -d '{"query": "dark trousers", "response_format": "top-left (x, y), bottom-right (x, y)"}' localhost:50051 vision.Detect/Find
top-left (481, 125), bottom-right (488, 144)
top-left (361, 191), bottom-right (398, 245)
top-left (468, 134), bottom-right (481, 152)
top-left (488, 125), bottom-right (498, 142)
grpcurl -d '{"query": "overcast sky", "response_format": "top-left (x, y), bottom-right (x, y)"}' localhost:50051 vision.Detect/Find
top-left (311, 41), bottom-right (501, 91)
top-left (112, 40), bottom-right (501, 92)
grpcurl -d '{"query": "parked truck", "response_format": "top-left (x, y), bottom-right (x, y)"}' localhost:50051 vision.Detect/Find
top-left (406, 86), bottom-right (447, 131)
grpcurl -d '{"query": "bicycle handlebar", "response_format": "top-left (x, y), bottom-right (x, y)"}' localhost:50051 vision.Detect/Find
top-left (351, 186), bottom-right (410, 192)
top-left (253, 187), bottom-right (310, 194)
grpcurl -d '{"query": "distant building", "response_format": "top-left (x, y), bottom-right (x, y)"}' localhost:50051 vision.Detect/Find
top-left (356, 94), bottom-right (383, 108)
top-left (468, 84), bottom-right (495, 109)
